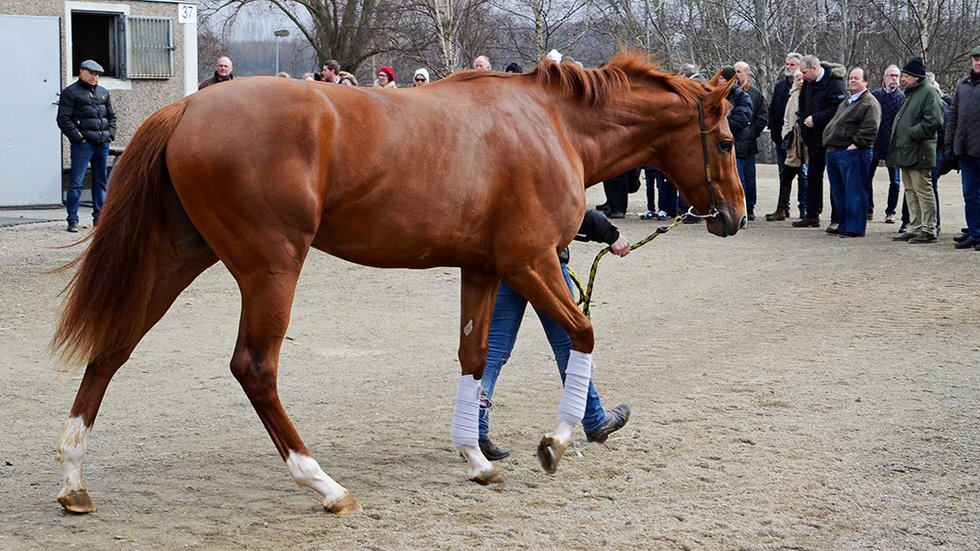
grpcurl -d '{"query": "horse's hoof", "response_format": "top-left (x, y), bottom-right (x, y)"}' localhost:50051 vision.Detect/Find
top-left (470, 467), bottom-right (506, 486)
top-left (537, 435), bottom-right (568, 474)
top-left (324, 492), bottom-right (361, 515)
top-left (58, 489), bottom-right (96, 514)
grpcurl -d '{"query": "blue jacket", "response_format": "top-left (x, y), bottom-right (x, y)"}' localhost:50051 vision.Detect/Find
top-left (871, 87), bottom-right (905, 157)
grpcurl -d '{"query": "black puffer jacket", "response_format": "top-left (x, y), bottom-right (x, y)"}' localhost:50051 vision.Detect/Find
top-left (769, 77), bottom-right (792, 146)
top-left (727, 86), bottom-right (754, 158)
top-left (798, 63), bottom-right (847, 150)
top-left (945, 71), bottom-right (980, 158)
top-left (57, 80), bottom-right (116, 145)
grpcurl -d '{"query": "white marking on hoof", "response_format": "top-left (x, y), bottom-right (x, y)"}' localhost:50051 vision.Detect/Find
top-left (56, 416), bottom-right (90, 496)
top-left (286, 451), bottom-right (349, 508)
top-left (458, 444), bottom-right (498, 482)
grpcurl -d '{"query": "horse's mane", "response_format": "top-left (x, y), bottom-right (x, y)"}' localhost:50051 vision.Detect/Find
top-left (443, 50), bottom-right (705, 108)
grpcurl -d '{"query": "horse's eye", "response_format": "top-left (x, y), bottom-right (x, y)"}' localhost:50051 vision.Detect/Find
top-left (718, 141), bottom-right (733, 153)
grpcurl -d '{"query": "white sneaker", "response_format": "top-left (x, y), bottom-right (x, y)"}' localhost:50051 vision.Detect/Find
top-left (639, 210), bottom-right (655, 220)
top-left (656, 210), bottom-right (668, 220)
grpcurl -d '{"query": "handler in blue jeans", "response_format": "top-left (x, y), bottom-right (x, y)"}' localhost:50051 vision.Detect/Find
top-left (477, 210), bottom-right (631, 460)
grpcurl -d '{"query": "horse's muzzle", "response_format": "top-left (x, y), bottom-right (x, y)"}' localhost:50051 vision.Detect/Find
top-left (707, 208), bottom-right (745, 237)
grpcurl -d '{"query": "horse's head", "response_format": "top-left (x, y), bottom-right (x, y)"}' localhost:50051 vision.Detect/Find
top-left (645, 77), bottom-right (747, 237)
top-left (588, 52), bottom-right (746, 236)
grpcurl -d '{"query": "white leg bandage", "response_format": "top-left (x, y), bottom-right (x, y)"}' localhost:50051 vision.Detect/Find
top-left (556, 350), bottom-right (592, 426)
top-left (451, 374), bottom-right (481, 448)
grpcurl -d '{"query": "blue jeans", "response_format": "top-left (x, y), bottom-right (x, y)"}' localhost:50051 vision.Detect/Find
top-left (869, 156), bottom-right (901, 215)
top-left (827, 149), bottom-right (873, 235)
top-left (736, 154), bottom-right (757, 212)
top-left (66, 141), bottom-right (110, 223)
top-left (478, 264), bottom-right (606, 439)
top-left (960, 155), bottom-right (980, 239)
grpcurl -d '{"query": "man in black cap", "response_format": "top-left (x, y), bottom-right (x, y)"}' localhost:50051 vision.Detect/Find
top-left (56, 59), bottom-right (116, 232)
top-left (946, 45), bottom-right (980, 250)
top-left (888, 57), bottom-right (944, 244)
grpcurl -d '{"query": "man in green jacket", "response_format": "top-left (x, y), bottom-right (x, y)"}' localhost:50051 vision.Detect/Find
top-left (888, 57), bottom-right (945, 243)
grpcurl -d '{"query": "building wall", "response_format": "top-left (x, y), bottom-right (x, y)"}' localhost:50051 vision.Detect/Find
top-left (2, 0), bottom-right (189, 158)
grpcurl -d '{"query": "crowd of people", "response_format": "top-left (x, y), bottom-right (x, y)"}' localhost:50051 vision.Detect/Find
top-left (599, 49), bottom-right (980, 250)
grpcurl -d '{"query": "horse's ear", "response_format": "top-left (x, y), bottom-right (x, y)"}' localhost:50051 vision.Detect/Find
top-left (706, 71), bottom-right (722, 87)
top-left (705, 78), bottom-right (735, 114)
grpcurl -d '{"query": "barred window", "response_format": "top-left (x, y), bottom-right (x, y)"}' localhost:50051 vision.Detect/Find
top-left (127, 16), bottom-right (173, 79)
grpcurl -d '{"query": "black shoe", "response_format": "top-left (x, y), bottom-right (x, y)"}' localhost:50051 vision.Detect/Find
top-left (479, 438), bottom-right (511, 461)
top-left (909, 234), bottom-right (937, 244)
top-left (953, 233), bottom-right (970, 243)
top-left (893, 232), bottom-right (915, 241)
top-left (67, 221), bottom-right (79, 233)
top-left (606, 211), bottom-right (626, 219)
top-left (825, 222), bottom-right (840, 234)
top-left (954, 236), bottom-right (980, 249)
top-left (898, 223), bottom-right (908, 233)
top-left (792, 217), bottom-right (820, 228)
top-left (595, 202), bottom-right (611, 212)
top-left (585, 404), bottom-right (631, 443)
top-left (764, 209), bottom-right (787, 221)
top-left (747, 211), bottom-right (756, 221)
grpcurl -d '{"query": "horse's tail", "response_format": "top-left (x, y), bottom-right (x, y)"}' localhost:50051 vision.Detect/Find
top-left (52, 101), bottom-right (188, 368)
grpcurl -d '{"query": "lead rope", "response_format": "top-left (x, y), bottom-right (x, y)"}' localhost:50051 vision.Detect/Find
top-left (571, 98), bottom-right (720, 318)
top-left (569, 214), bottom-right (683, 319)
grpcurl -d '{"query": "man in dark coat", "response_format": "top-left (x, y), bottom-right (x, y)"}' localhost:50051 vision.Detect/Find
top-left (792, 55), bottom-right (847, 229)
top-left (869, 65), bottom-right (905, 224)
top-left (56, 59), bottom-right (116, 232)
top-left (718, 66), bottom-right (754, 218)
top-left (946, 45), bottom-right (980, 249)
top-left (199, 56), bottom-right (234, 89)
top-left (734, 62), bottom-right (769, 221)
top-left (767, 53), bottom-right (808, 220)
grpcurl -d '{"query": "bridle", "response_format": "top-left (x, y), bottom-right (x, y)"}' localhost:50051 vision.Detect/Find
top-left (688, 98), bottom-right (720, 219)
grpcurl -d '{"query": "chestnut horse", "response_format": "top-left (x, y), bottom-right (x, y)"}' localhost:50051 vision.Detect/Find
top-left (53, 51), bottom-right (745, 515)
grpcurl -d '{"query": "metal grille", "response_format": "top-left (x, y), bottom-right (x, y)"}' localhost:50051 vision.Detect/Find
top-left (127, 16), bottom-right (173, 79)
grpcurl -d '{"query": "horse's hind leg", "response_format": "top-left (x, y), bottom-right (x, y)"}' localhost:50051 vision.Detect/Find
top-left (227, 262), bottom-right (359, 514)
top-left (502, 258), bottom-right (595, 474)
top-left (57, 244), bottom-right (217, 513)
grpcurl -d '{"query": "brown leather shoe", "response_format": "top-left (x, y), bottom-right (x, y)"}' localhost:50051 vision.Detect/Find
top-left (764, 209), bottom-right (787, 221)
top-left (479, 438), bottom-right (511, 461)
top-left (585, 404), bottom-right (631, 443)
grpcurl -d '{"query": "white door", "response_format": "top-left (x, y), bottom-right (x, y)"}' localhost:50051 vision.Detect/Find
top-left (0, 15), bottom-right (62, 207)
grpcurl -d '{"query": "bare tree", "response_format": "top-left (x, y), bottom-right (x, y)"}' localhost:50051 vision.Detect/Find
top-left (206, 0), bottom-right (405, 75)
top-left (400, 0), bottom-right (496, 76)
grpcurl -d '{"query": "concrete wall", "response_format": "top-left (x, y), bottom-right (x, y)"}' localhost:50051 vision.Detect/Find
top-left (2, 0), bottom-right (189, 157)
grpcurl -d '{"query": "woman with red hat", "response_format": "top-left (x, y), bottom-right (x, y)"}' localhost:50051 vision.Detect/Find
top-left (375, 66), bottom-right (396, 88)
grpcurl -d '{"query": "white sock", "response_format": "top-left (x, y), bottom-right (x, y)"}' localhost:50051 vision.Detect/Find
top-left (556, 350), bottom-right (592, 426)
top-left (450, 375), bottom-right (481, 447)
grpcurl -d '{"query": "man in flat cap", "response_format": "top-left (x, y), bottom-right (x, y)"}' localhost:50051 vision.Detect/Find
top-left (57, 59), bottom-right (116, 232)
top-left (888, 57), bottom-right (944, 244)
top-left (946, 45), bottom-right (980, 250)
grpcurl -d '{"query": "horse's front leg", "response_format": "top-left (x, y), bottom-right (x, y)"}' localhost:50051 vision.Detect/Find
top-left (453, 270), bottom-right (505, 485)
top-left (504, 258), bottom-right (595, 474)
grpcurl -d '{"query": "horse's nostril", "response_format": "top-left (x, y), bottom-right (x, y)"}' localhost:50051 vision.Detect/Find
top-left (740, 216), bottom-right (748, 229)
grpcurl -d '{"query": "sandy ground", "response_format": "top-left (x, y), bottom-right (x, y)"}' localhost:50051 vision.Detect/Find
top-left (1, 165), bottom-right (978, 550)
